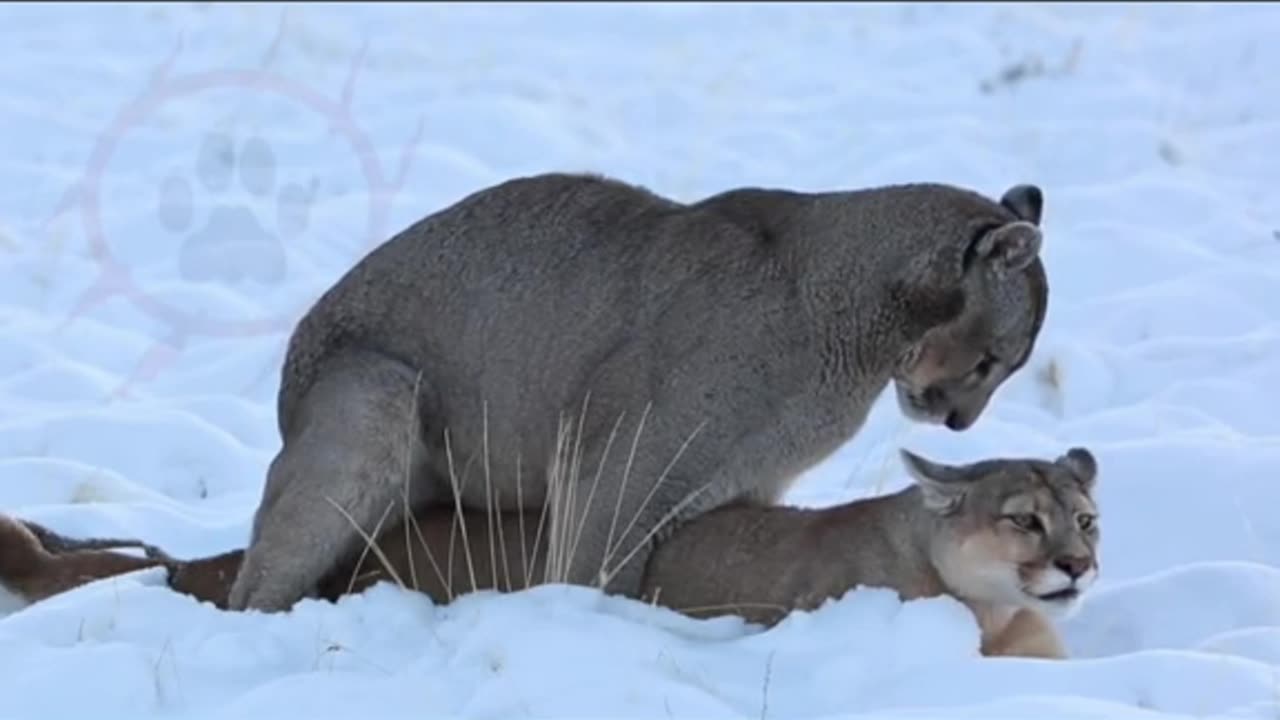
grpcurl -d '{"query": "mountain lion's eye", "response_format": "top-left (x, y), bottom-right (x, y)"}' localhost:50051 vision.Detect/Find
top-left (1077, 513), bottom-right (1096, 532)
top-left (971, 354), bottom-right (997, 380)
top-left (1007, 513), bottom-right (1042, 532)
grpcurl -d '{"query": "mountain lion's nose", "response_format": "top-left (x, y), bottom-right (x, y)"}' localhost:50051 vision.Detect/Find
top-left (1054, 555), bottom-right (1090, 580)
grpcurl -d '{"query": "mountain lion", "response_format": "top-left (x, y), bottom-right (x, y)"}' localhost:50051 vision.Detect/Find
top-left (218, 172), bottom-right (1050, 611)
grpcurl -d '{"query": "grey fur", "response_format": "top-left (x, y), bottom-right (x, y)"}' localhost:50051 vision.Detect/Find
top-left (227, 172), bottom-right (1051, 611)
top-left (999, 184), bottom-right (1044, 225)
top-left (1057, 447), bottom-right (1098, 490)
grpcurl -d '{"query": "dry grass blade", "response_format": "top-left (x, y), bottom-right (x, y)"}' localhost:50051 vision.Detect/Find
top-left (567, 408), bottom-right (627, 583)
top-left (401, 371), bottom-right (425, 593)
top-left (493, 486), bottom-right (513, 591)
top-left (528, 458), bottom-right (554, 587)
top-left (325, 496), bottom-right (407, 593)
top-left (482, 401), bottom-right (500, 591)
top-left (444, 428), bottom-right (479, 595)
top-left (406, 503), bottom-right (450, 601)
top-left (760, 650), bottom-right (776, 720)
top-left (515, 452), bottom-right (532, 589)
top-left (669, 601), bottom-right (791, 617)
top-left (480, 402), bottom-right (515, 592)
top-left (600, 474), bottom-right (715, 588)
top-left (599, 418), bottom-right (709, 585)
top-left (546, 415), bottom-right (575, 584)
top-left (556, 394), bottom-right (593, 584)
top-left (603, 401), bottom-right (653, 576)
top-left (397, 370), bottom-right (450, 600)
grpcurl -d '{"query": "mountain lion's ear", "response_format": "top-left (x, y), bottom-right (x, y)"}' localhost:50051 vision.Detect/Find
top-left (900, 449), bottom-right (971, 515)
top-left (1000, 184), bottom-right (1043, 226)
top-left (1056, 447), bottom-right (1098, 492)
top-left (971, 221), bottom-right (1042, 275)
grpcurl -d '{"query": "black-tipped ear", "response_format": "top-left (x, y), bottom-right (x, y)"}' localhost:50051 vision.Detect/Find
top-left (972, 221), bottom-right (1042, 275)
top-left (900, 449), bottom-right (970, 514)
top-left (1056, 447), bottom-right (1098, 491)
top-left (1001, 184), bottom-right (1043, 226)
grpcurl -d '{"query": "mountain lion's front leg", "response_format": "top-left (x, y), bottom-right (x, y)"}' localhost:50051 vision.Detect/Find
top-left (981, 607), bottom-right (1067, 660)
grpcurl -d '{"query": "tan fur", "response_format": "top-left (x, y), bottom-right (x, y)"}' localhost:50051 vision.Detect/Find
top-left (0, 516), bottom-right (161, 606)
top-left (979, 607), bottom-right (1068, 660)
top-left (0, 447), bottom-right (1097, 661)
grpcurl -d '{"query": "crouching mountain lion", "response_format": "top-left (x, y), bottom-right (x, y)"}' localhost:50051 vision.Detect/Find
top-left (0, 446), bottom-right (1099, 659)
top-left (230, 171), bottom-right (1051, 612)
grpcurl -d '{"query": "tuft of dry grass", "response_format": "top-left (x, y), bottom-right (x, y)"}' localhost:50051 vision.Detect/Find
top-left (321, 392), bottom-right (819, 626)
top-left (327, 495), bottom-right (406, 593)
top-left (325, 390), bottom-right (721, 606)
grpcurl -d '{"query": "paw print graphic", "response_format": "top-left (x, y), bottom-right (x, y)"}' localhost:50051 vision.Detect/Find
top-left (159, 131), bottom-right (316, 284)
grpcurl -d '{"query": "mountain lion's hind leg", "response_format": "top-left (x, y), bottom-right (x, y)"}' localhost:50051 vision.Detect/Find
top-left (227, 350), bottom-right (436, 612)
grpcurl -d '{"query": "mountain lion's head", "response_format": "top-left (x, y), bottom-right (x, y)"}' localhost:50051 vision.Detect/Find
top-left (894, 184), bottom-right (1049, 431)
top-left (900, 446), bottom-right (1100, 618)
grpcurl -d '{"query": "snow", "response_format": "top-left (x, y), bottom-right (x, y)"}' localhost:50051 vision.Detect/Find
top-left (1, 2), bottom-right (1278, 718)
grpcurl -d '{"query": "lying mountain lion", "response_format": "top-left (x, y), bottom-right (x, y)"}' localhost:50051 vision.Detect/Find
top-left (0, 446), bottom-right (1098, 659)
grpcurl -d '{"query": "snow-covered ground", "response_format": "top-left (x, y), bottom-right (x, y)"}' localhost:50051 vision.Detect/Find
top-left (1, 2), bottom-right (1278, 718)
